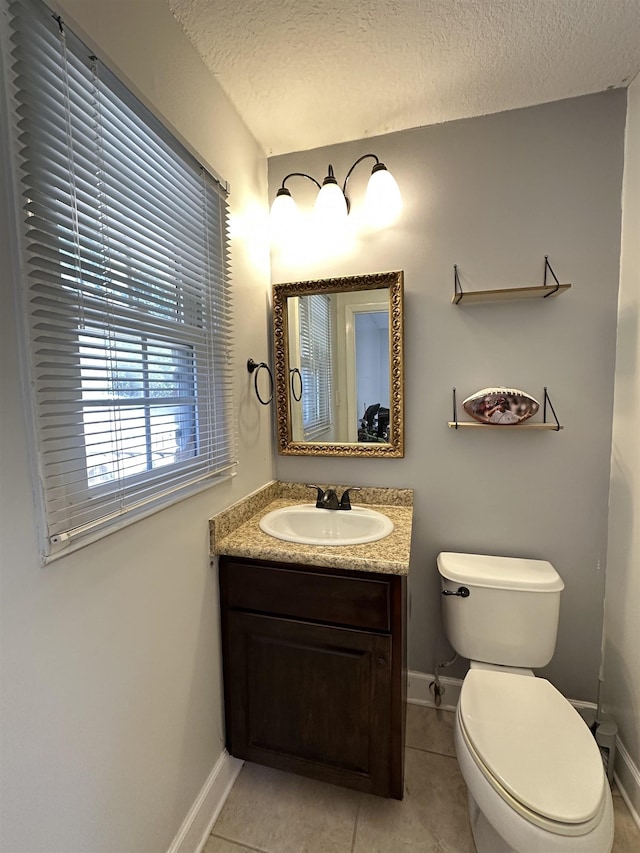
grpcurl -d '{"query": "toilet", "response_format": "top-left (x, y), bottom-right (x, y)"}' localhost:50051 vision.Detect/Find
top-left (437, 552), bottom-right (614, 853)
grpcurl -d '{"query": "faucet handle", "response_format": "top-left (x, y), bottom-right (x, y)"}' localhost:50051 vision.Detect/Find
top-left (306, 484), bottom-right (325, 508)
top-left (339, 487), bottom-right (361, 510)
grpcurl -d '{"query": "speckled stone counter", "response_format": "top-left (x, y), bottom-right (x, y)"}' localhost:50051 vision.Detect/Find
top-left (210, 481), bottom-right (413, 575)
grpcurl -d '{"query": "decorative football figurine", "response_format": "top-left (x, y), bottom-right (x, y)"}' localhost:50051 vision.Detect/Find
top-left (463, 387), bottom-right (540, 425)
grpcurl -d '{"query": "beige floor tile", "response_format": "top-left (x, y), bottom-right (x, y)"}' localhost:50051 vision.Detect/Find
top-left (354, 747), bottom-right (474, 853)
top-left (612, 790), bottom-right (640, 852)
top-left (406, 704), bottom-right (456, 757)
top-left (211, 761), bottom-right (359, 853)
top-left (204, 837), bottom-right (264, 853)
top-left (208, 711), bottom-right (640, 853)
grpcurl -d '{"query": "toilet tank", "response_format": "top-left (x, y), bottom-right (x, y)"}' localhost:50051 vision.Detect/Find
top-left (437, 552), bottom-right (565, 668)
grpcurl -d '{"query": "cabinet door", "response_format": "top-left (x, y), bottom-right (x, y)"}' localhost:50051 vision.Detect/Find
top-left (226, 611), bottom-right (392, 796)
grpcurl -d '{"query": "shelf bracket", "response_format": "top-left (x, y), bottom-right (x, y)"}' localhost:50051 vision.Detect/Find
top-left (453, 265), bottom-right (463, 304)
top-left (543, 256), bottom-right (561, 297)
top-left (452, 387), bottom-right (459, 429)
top-left (543, 387), bottom-right (561, 430)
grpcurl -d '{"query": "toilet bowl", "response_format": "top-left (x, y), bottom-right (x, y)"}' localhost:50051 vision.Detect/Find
top-left (437, 552), bottom-right (614, 853)
top-left (455, 669), bottom-right (614, 852)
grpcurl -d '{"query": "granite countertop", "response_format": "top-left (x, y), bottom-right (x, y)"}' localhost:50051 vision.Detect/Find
top-left (210, 481), bottom-right (413, 576)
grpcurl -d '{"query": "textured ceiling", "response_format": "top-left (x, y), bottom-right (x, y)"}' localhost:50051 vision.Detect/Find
top-left (168, 0), bottom-right (640, 156)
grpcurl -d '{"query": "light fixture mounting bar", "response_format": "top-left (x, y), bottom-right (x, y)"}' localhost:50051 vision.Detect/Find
top-left (341, 153), bottom-right (381, 196)
top-left (279, 172), bottom-right (322, 191)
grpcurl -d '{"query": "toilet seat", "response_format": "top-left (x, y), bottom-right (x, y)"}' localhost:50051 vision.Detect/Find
top-left (459, 670), bottom-right (607, 836)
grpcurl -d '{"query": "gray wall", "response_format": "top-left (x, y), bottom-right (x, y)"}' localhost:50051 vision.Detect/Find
top-left (605, 75), bottom-right (640, 815)
top-left (270, 92), bottom-right (626, 703)
top-left (0, 2), bottom-right (273, 851)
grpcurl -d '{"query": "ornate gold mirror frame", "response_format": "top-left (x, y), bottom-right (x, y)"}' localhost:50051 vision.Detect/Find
top-left (273, 270), bottom-right (404, 457)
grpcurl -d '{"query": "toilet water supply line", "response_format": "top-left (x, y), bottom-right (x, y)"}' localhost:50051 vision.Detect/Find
top-left (430, 653), bottom-right (458, 707)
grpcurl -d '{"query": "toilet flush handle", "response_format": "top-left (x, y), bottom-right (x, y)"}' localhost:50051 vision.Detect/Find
top-left (442, 586), bottom-right (470, 597)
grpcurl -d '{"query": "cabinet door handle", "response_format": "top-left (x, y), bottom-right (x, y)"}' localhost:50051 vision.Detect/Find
top-left (376, 656), bottom-right (387, 668)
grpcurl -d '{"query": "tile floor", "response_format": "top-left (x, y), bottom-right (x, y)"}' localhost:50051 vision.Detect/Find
top-left (205, 704), bottom-right (640, 853)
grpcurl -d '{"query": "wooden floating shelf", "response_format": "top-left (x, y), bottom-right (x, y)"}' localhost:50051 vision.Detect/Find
top-left (450, 388), bottom-right (563, 431)
top-left (452, 283), bottom-right (571, 305)
top-left (448, 421), bottom-right (563, 430)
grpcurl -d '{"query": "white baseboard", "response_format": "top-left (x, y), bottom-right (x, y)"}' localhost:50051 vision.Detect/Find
top-left (408, 669), bottom-right (461, 711)
top-left (614, 739), bottom-right (640, 831)
top-left (167, 749), bottom-right (243, 853)
top-left (407, 669), bottom-right (599, 716)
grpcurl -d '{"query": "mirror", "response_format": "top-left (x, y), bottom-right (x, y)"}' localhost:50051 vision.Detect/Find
top-left (273, 271), bottom-right (404, 457)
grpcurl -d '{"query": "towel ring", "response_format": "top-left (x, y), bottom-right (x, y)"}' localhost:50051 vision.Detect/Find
top-left (290, 367), bottom-right (303, 402)
top-left (247, 358), bottom-right (273, 405)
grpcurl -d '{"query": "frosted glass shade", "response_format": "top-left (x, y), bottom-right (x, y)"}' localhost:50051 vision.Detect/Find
top-left (364, 166), bottom-right (402, 228)
top-left (270, 191), bottom-right (298, 244)
top-left (314, 180), bottom-right (348, 228)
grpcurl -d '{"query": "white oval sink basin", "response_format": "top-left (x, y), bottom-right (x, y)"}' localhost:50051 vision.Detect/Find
top-left (259, 504), bottom-right (394, 546)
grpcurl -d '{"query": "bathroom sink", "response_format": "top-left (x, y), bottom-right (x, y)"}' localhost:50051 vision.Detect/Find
top-left (259, 504), bottom-right (394, 546)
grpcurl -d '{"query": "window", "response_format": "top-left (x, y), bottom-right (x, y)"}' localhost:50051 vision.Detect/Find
top-left (3, 0), bottom-right (235, 558)
top-left (298, 294), bottom-right (333, 439)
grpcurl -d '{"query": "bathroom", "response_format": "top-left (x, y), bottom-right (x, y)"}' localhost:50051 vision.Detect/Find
top-left (0, 1), bottom-right (638, 851)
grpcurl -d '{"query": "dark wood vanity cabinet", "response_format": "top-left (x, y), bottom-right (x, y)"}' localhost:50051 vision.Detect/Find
top-left (219, 556), bottom-right (407, 799)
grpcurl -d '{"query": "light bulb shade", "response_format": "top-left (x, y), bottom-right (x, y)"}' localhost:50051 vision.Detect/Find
top-left (314, 179), bottom-right (348, 228)
top-left (364, 163), bottom-right (402, 228)
top-left (270, 188), bottom-right (298, 244)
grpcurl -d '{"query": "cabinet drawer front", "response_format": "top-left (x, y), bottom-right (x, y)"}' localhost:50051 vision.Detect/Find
top-left (221, 560), bottom-right (391, 631)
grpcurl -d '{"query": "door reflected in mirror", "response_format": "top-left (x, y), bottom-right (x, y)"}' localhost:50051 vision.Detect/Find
top-left (273, 271), bottom-right (404, 457)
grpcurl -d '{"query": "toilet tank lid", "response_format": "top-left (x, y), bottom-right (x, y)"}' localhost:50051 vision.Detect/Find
top-left (437, 552), bottom-right (564, 592)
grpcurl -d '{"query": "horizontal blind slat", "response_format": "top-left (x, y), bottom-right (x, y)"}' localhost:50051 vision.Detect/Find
top-left (7, 0), bottom-right (235, 556)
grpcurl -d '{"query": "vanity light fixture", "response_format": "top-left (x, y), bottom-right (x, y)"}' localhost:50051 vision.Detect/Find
top-left (270, 154), bottom-right (402, 241)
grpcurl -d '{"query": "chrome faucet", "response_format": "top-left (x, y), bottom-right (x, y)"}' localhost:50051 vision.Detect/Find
top-left (306, 485), bottom-right (361, 511)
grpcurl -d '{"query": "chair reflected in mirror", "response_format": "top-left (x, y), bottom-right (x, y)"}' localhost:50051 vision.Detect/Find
top-left (358, 403), bottom-right (390, 443)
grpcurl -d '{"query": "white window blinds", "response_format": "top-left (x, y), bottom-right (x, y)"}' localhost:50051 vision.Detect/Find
top-left (298, 294), bottom-right (333, 439)
top-left (4, 0), bottom-right (235, 557)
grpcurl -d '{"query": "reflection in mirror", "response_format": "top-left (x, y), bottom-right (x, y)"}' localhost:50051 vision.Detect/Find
top-left (273, 271), bottom-right (404, 457)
